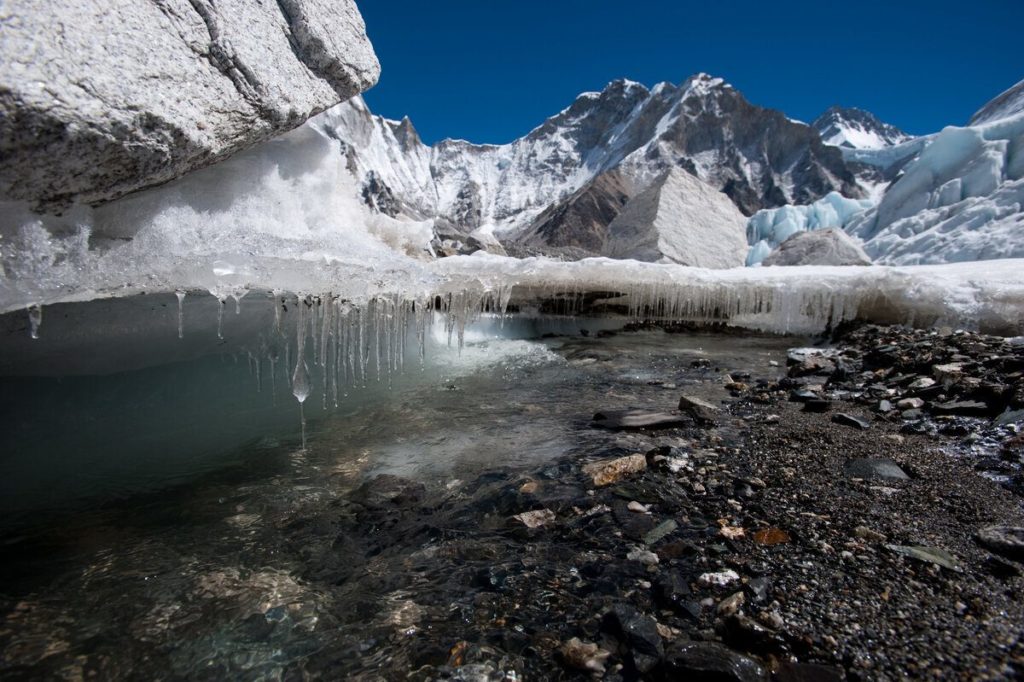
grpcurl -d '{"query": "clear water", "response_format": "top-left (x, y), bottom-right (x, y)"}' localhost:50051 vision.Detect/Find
top-left (0, 295), bottom-right (795, 679)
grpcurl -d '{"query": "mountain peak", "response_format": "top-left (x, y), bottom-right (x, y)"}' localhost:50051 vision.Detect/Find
top-left (812, 106), bottom-right (910, 150)
top-left (681, 72), bottom-right (730, 96)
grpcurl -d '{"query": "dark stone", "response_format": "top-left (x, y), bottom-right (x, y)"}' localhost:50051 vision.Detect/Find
top-left (844, 458), bottom-right (909, 480)
top-left (983, 555), bottom-right (1022, 579)
top-left (746, 577), bottom-right (771, 602)
top-left (932, 400), bottom-right (991, 417)
top-left (774, 661), bottom-right (846, 682)
top-left (719, 614), bottom-right (787, 657)
top-left (602, 604), bottom-right (664, 673)
top-left (654, 572), bottom-right (693, 613)
top-left (802, 399), bottom-right (832, 413)
top-left (975, 525), bottom-right (1024, 560)
top-left (789, 389), bottom-right (819, 403)
top-left (661, 641), bottom-right (768, 681)
top-left (831, 413), bottom-right (871, 430)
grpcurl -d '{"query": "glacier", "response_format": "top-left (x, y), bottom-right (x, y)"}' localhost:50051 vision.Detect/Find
top-left (745, 192), bottom-right (874, 265)
top-left (846, 111), bottom-right (1024, 264)
top-left (2, 101), bottom-right (1024, 345)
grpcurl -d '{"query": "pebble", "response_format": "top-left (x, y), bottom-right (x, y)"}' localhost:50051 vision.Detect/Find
top-left (698, 569), bottom-right (740, 587)
top-left (559, 637), bottom-right (610, 674)
top-left (627, 548), bottom-right (660, 566)
top-left (627, 500), bottom-right (651, 513)
top-left (717, 591), bottom-right (745, 617)
top-left (511, 509), bottom-right (556, 528)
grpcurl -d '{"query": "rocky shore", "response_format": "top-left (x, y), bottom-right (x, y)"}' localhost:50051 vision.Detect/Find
top-left (297, 323), bottom-right (1024, 680)
top-left (2, 323), bottom-right (1022, 680)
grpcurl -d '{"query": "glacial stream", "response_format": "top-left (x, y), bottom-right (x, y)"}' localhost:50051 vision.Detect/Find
top-left (0, 293), bottom-right (795, 678)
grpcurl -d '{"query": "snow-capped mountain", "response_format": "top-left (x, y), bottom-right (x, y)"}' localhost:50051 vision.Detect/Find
top-left (319, 74), bottom-right (861, 263)
top-left (812, 106), bottom-right (911, 150)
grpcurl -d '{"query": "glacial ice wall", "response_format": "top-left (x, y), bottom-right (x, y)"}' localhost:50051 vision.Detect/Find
top-left (847, 113), bottom-right (1024, 264)
top-left (0, 113), bottom-right (437, 315)
top-left (745, 192), bottom-right (874, 265)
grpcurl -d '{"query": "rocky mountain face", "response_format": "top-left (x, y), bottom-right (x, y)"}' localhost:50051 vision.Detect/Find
top-left (812, 106), bottom-right (911, 150)
top-left (0, 0), bottom-right (380, 209)
top-left (322, 74), bottom-right (863, 264)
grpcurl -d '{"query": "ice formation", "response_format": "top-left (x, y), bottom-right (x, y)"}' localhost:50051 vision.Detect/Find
top-left (847, 112), bottom-right (1024, 264)
top-left (745, 192), bottom-right (874, 265)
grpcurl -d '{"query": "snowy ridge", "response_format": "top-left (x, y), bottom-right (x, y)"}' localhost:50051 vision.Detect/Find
top-left (325, 73), bottom-right (861, 256)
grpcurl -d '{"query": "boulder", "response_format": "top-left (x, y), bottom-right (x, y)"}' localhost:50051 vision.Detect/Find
top-left (0, 0), bottom-right (380, 208)
top-left (763, 228), bottom-right (872, 266)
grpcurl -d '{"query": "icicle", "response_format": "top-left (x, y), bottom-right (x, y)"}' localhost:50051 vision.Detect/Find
top-left (216, 298), bottom-right (226, 339)
top-left (175, 290), bottom-right (186, 339)
top-left (273, 291), bottom-right (284, 336)
top-left (292, 299), bottom-right (311, 451)
top-left (27, 304), bottom-right (42, 340)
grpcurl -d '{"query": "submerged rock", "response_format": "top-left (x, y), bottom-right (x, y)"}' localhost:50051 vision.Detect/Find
top-left (592, 409), bottom-right (690, 431)
top-left (662, 641), bottom-right (768, 681)
top-left (0, 0), bottom-right (380, 208)
top-left (582, 454), bottom-right (648, 486)
top-left (559, 637), bottom-right (610, 674)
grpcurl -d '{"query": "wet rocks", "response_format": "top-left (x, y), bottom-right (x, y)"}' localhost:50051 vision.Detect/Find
top-left (678, 395), bottom-right (720, 425)
top-left (662, 641), bottom-right (768, 681)
top-left (975, 525), bottom-right (1024, 560)
top-left (582, 454), bottom-right (647, 486)
top-left (559, 637), bottom-right (610, 674)
top-left (511, 509), bottom-right (556, 529)
top-left (932, 400), bottom-right (991, 417)
top-left (603, 605), bottom-right (664, 673)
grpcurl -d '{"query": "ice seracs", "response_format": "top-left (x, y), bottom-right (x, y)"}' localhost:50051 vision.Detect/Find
top-left (845, 111), bottom-right (1024, 264)
top-left (745, 192), bottom-right (874, 265)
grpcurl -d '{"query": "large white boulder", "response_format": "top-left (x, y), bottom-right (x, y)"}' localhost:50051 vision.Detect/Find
top-left (762, 229), bottom-right (871, 266)
top-left (0, 0), bottom-right (379, 208)
top-left (605, 167), bottom-right (748, 268)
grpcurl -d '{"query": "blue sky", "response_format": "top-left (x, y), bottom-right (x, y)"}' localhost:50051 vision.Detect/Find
top-left (358, 0), bottom-right (1023, 145)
